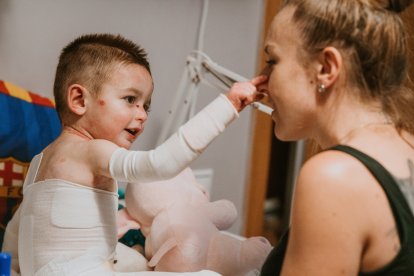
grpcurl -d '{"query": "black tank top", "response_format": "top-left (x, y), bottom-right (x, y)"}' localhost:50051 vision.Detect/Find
top-left (260, 145), bottom-right (414, 275)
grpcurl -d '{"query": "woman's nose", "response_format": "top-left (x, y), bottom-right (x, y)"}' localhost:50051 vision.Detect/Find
top-left (257, 68), bottom-right (270, 94)
top-left (259, 65), bottom-right (271, 77)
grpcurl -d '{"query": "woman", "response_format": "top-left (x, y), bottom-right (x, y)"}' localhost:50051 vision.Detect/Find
top-left (259, 0), bottom-right (414, 275)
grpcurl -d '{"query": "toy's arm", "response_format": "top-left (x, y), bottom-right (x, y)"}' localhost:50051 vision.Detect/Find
top-left (204, 200), bottom-right (237, 230)
top-left (109, 94), bottom-right (238, 183)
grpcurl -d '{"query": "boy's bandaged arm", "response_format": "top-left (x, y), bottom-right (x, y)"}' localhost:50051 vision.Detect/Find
top-left (109, 94), bottom-right (239, 183)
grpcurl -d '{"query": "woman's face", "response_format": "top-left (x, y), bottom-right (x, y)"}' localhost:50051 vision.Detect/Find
top-left (263, 6), bottom-right (319, 141)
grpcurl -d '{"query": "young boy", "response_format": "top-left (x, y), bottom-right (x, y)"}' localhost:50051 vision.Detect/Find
top-left (2, 34), bottom-right (266, 275)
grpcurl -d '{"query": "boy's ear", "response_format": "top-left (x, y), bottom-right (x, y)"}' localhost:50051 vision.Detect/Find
top-left (316, 46), bottom-right (342, 90)
top-left (67, 84), bottom-right (89, 115)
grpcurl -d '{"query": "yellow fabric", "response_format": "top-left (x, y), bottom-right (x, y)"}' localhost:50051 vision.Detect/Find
top-left (4, 81), bottom-right (32, 103)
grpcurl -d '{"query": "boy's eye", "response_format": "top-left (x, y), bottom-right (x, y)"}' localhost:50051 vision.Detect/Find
top-left (124, 96), bottom-right (136, 104)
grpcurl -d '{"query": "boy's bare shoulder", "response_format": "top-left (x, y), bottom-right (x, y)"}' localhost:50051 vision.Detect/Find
top-left (86, 139), bottom-right (120, 159)
top-left (88, 139), bottom-right (119, 149)
top-left (53, 138), bottom-right (119, 168)
top-left (77, 139), bottom-right (120, 178)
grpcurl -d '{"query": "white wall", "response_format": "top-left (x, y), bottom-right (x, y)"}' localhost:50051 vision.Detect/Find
top-left (0, 0), bottom-right (264, 234)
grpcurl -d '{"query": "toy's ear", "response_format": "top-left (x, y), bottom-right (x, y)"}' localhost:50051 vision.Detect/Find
top-left (67, 84), bottom-right (89, 115)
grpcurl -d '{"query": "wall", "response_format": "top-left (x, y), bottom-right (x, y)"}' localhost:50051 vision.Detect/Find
top-left (0, 0), bottom-right (264, 234)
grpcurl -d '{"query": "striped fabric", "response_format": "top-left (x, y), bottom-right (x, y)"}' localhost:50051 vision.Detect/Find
top-left (0, 80), bottom-right (55, 107)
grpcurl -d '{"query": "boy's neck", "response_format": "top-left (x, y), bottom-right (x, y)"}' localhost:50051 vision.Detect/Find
top-left (63, 126), bottom-right (93, 140)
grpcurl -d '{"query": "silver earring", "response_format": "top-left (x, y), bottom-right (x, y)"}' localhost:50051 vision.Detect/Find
top-left (317, 83), bottom-right (326, 93)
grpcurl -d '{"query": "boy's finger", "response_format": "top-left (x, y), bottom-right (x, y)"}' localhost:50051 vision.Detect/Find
top-left (250, 75), bottom-right (268, 86)
top-left (254, 92), bottom-right (266, 101)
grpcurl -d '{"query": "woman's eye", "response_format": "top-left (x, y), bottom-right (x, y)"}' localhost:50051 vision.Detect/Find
top-left (144, 103), bottom-right (151, 113)
top-left (266, 59), bottom-right (277, 66)
top-left (124, 96), bottom-right (136, 104)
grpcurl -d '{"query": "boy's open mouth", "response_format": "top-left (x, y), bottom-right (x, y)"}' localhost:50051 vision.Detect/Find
top-left (125, 129), bottom-right (138, 136)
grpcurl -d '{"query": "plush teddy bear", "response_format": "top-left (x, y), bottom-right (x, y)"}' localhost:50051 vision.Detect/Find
top-left (117, 167), bottom-right (272, 276)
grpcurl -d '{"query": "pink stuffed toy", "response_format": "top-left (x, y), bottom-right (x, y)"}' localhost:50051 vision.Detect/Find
top-left (118, 167), bottom-right (272, 275)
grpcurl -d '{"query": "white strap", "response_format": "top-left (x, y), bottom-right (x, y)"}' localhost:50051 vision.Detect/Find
top-left (22, 153), bottom-right (43, 194)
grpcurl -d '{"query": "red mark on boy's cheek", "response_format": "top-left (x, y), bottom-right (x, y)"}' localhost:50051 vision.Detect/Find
top-left (98, 100), bottom-right (105, 106)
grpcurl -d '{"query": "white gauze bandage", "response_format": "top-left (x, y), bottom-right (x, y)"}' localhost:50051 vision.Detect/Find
top-left (109, 94), bottom-right (238, 183)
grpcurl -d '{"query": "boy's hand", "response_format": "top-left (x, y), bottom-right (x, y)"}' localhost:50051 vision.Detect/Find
top-left (225, 75), bottom-right (268, 112)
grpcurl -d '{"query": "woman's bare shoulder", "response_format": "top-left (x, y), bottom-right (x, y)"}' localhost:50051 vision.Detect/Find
top-left (282, 149), bottom-right (377, 274)
top-left (298, 149), bottom-right (370, 187)
top-left (293, 148), bottom-right (380, 241)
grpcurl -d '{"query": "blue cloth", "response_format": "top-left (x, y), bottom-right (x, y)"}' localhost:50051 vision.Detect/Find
top-left (0, 93), bottom-right (61, 162)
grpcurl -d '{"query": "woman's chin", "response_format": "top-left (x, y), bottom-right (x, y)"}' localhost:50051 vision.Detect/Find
top-left (274, 127), bottom-right (294, 142)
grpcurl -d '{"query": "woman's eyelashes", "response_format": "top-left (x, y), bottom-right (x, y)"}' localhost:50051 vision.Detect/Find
top-left (261, 58), bottom-right (277, 75)
top-left (265, 59), bottom-right (277, 67)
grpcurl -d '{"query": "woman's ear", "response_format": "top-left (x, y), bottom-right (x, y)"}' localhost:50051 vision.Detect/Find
top-left (316, 46), bottom-right (342, 90)
top-left (67, 84), bottom-right (89, 115)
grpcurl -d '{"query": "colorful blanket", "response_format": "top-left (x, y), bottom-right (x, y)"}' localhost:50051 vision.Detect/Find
top-left (0, 80), bottom-right (61, 245)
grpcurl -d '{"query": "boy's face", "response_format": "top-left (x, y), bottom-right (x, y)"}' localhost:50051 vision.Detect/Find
top-left (85, 63), bottom-right (153, 149)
